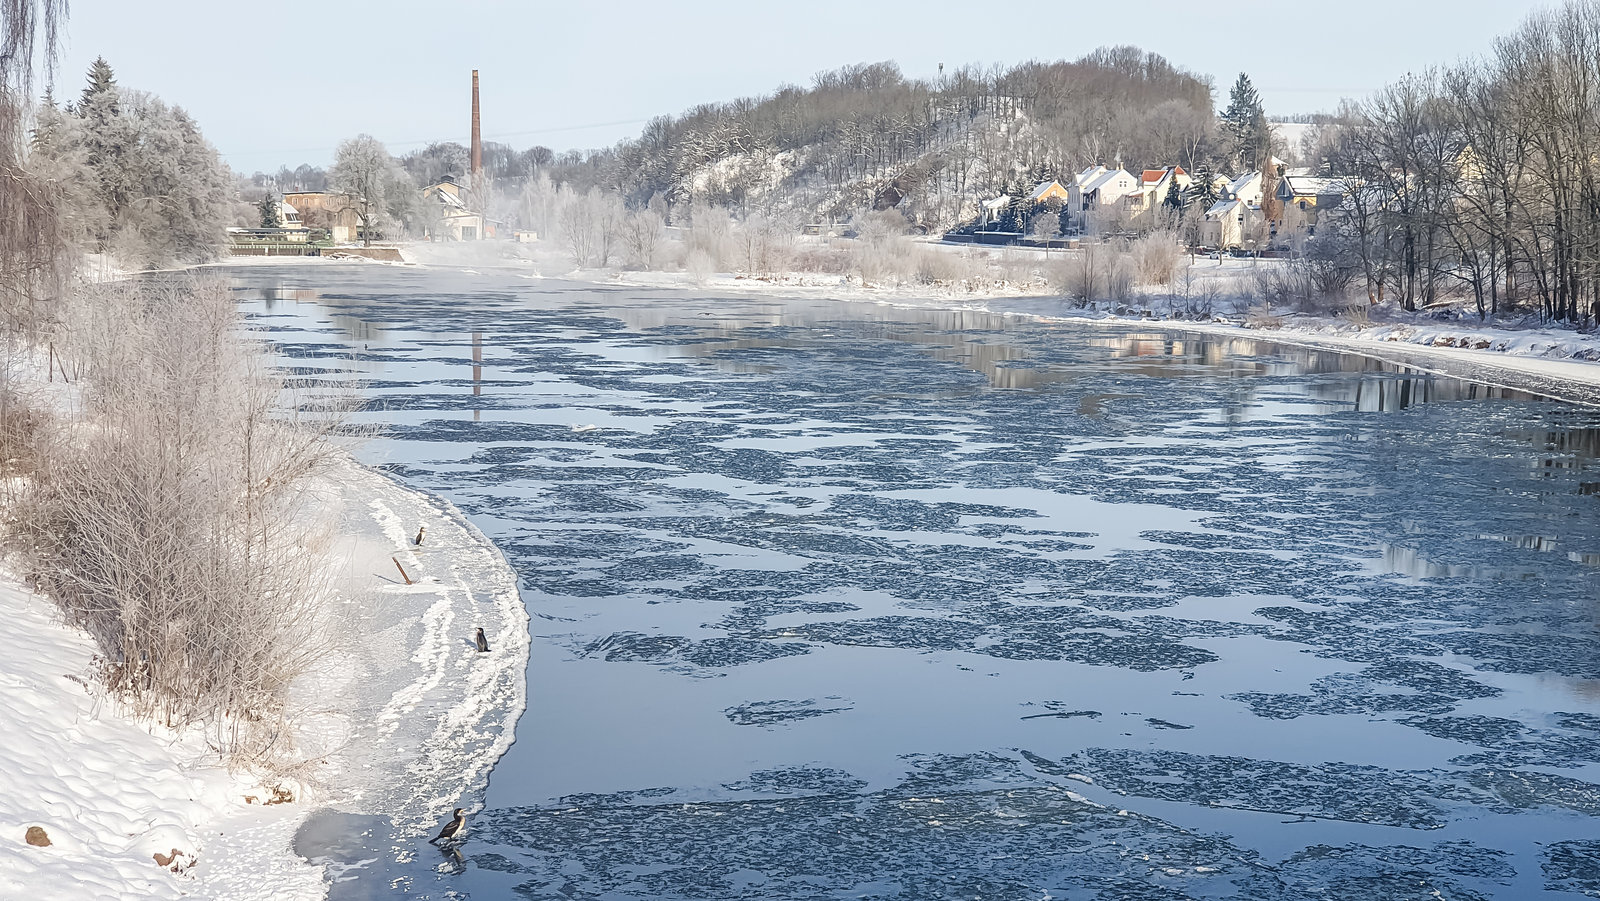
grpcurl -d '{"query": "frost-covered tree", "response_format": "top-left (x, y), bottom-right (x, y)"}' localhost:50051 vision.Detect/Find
top-left (1163, 176), bottom-right (1186, 220)
top-left (31, 60), bottom-right (234, 267)
top-left (1188, 163), bottom-right (1220, 209)
top-left (331, 134), bottom-right (402, 244)
top-left (78, 56), bottom-right (116, 111)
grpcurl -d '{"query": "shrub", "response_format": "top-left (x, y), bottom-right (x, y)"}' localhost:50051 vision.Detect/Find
top-left (14, 276), bottom-right (340, 761)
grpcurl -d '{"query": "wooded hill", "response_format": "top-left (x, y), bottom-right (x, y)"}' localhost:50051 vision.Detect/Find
top-left (557, 48), bottom-right (1217, 230)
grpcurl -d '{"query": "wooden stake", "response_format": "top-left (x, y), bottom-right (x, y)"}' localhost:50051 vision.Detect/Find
top-left (392, 557), bottom-right (413, 585)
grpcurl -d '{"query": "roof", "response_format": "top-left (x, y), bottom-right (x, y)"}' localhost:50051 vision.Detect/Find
top-left (1141, 166), bottom-right (1187, 186)
top-left (1028, 180), bottom-right (1067, 201)
top-left (426, 184), bottom-right (468, 208)
top-left (1074, 165), bottom-right (1107, 185)
top-left (1279, 173), bottom-right (1353, 199)
top-left (1226, 172), bottom-right (1261, 196)
top-left (982, 195), bottom-right (1010, 211)
top-left (1080, 168), bottom-right (1132, 196)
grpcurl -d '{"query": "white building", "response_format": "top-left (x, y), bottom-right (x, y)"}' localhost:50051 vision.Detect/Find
top-left (1069, 165), bottom-right (1140, 234)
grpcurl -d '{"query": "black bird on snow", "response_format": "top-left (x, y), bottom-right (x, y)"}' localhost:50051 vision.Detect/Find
top-left (475, 628), bottom-right (490, 653)
top-left (431, 808), bottom-right (467, 844)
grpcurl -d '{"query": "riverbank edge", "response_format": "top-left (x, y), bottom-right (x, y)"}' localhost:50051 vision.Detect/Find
top-left (352, 247), bottom-right (1600, 404)
top-left (261, 449), bottom-right (531, 890)
top-left (0, 443), bottom-right (529, 900)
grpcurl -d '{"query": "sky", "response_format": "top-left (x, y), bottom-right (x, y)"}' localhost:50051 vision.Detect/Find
top-left (50, 0), bottom-right (1556, 176)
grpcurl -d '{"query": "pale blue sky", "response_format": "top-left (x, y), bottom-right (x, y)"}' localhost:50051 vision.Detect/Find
top-left (52, 0), bottom-right (1553, 174)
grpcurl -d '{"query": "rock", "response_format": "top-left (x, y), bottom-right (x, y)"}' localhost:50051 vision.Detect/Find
top-left (152, 848), bottom-right (193, 872)
top-left (24, 826), bottom-right (50, 847)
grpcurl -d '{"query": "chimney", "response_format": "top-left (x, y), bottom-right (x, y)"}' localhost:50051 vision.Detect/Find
top-left (470, 69), bottom-right (482, 179)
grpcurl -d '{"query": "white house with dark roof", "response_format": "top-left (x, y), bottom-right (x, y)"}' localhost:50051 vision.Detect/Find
top-left (1069, 165), bottom-right (1140, 234)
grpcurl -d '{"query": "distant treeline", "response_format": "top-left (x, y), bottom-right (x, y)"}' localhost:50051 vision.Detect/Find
top-left (258, 48), bottom-right (1223, 232)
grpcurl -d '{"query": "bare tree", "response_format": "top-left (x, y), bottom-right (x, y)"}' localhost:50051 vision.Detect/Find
top-left (0, 0), bottom-right (68, 332)
top-left (622, 208), bottom-right (667, 269)
top-left (331, 134), bottom-right (396, 245)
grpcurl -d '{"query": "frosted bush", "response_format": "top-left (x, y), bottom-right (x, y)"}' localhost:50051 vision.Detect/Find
top-left (685, 248), bottom-right (716, 285)
top-left (14, 276), bottom-right (342, 762)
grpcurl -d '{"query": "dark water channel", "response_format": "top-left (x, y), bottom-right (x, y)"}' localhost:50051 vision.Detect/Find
top-left (236, 263), bottom-right (1600, 899)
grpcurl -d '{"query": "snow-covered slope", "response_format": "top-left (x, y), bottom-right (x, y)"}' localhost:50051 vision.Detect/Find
top-left (0, 578), bottom-right (325, 901)
top-left (0, 450), bottom-right (528, 899)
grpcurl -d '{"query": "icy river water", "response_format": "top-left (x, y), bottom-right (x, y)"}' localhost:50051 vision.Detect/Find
top-left (234, 263), bottom-right (1600, 900)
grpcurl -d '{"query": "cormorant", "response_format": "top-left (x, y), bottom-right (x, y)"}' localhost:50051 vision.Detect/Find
top-left (431, 808), bottom-right (466, 844)
top-left (475, 628), bottom-right (490, 653)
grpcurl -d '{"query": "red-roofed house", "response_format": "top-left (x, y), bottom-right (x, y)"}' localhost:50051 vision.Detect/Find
top-left (1126, 166), bottom-right (1192, 228)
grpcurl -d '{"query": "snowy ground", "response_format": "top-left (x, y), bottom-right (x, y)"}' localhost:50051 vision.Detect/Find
top-left (0, 451), bottom-right (526, 900)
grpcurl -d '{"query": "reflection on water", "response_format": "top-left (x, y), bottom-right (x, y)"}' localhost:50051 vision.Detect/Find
top-left (233, 267), bottom-right (1600, 900)
top-left (471, 330), bottom-right (483, 422)
top-left (1379, 542), bottom-right (1539, 580)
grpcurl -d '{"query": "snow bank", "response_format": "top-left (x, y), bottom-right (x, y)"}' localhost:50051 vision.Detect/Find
top-left (0, 451), bottom-right (527, 899)
top-left (299, 458), bottom-right (528, 839)
top-left (0, 576), bottom-right (324, 901)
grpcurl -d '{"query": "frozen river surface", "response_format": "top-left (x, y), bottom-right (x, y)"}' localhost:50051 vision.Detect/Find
top-left (236, 264), bottom-right (1600, 899)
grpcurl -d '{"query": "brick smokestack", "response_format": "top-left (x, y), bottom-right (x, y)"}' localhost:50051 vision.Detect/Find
top-left (470, 69), bottom-right (482, 179)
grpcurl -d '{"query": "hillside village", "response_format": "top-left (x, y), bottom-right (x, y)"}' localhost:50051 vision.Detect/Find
top-left (963, 156), bottom-right (1353, 254)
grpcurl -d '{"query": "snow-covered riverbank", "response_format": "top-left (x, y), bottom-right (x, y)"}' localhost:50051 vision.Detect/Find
top-left (363, 243), bottom-right (1600, 400)
top-left (0, 451), bottom-right (527, 900)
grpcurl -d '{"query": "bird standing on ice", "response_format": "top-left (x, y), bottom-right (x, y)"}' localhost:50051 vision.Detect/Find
top-left (475, 628), bottom-right (490, 653)
top-left (431, 808), bottom-right (467, 844)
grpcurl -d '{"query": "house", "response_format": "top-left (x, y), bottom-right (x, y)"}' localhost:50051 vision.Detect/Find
top-left (1222, 171), bottom-right (1265, 205)
top-left (980, 195), bottom-right (1011, 226)
top-left (1274, 168), bottom-right (1352, 239)
top-left (1127, 166), bottom-right (1192, 226)
top-left (1026, 180), bottom-right (1070, 206)
top-left (1069, 165), bottom-right (1140, 234)
top-left (1200, 198), bottom-right (1265, 250)
top-left (282, 191), bottom-right (364, 244)
top-left (422, 175), bottom-right (486, 241)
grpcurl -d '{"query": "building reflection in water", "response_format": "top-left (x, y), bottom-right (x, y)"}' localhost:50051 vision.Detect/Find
top-left (255, 284), bottom-right (320, 310)
top-left (607, 303), bottom-right (1067, 390)
top-left (472, 330), bottom-right (483, 422)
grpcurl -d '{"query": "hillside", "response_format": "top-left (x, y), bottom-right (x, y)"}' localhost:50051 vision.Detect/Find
top-left (556, 48), bottom-right (1216, 231)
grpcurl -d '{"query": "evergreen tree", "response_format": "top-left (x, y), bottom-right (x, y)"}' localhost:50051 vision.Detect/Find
top-left (79, 56), bottom-right (117, 115)
top-left (1221, 73), bottom-right (1270, 173)
top-left (1163, 174), bottom-right (1185, 217)
top-left (31, 64), bottom-right (233, 265)
top-left (1188, 163), bottom-right (1220, 210)
top-left (258, 194), bottom-right (281, 229)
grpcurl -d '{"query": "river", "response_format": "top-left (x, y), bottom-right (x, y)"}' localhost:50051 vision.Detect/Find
top-left (235, 262), bottom-right (1600, 900)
